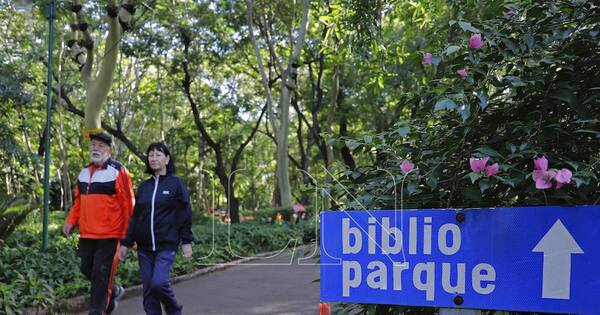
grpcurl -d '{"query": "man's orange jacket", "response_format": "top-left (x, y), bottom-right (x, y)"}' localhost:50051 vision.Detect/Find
top-left (66, 159), bottom-right (135, 239)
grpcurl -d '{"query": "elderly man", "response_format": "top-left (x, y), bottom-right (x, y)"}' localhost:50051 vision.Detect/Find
top-left (63, 132), bottom-right (134, 315)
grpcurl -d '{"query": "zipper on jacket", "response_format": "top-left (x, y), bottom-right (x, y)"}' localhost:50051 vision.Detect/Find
top-left (87, 166), bottom-right (95, 194)
top-left (150, 175), bottom-right (160, 251)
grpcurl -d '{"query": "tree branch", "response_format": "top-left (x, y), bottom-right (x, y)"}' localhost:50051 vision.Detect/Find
top-left (246, 0), bottom-right (279, 138)
top-left (181, 31), bottom-right (218, 151)
top-left (232, 104), bottom-right (267, 171)
top-left (53, 85), bottom-right (145, 161)
top-left (72, 0), bottom-right (95, 85)
top-left (259, 125), bottom-right (302, 170)
top-left (93, 14), bottom-right (121, 97)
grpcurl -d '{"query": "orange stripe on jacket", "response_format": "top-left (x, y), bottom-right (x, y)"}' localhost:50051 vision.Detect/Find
top-left (104, 240), bottom-right (121, 312)
top-left (66, 160), bottom-right (135, 239)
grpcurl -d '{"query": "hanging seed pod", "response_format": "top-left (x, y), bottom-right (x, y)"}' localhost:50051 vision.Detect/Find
top-left (121, 3), bottom-right (136, 15)
top-left (79, 39), bottom-right (93, 50)
top-left (66, 39), bottom-right (77, 48)
top-left (106, 5), bottom-right (118, 18)
top-left (76, 52), bottom-right (86, 65)
top-left (78, 23), bottom-right (88, 32)
top-left (70, 3), bottom-right (82, 13)
top-left (118, 6), bottom-right (133, 31)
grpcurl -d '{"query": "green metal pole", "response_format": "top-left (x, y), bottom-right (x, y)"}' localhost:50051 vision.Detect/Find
top-left (42, 0), bottom-right (56, 251)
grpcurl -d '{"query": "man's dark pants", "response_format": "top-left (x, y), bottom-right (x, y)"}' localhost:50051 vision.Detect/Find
top-left (78, 238), bottom-right (120, 315)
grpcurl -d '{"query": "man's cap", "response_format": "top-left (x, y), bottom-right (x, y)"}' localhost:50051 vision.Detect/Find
top-left (89, 132), bottom-right (113, 146)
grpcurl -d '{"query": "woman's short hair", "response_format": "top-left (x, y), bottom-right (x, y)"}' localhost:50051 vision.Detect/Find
top-left (145, 142), bottom-right (176, 175)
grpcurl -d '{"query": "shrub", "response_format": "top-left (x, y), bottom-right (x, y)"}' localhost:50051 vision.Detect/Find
top-left (0, 194), bottom-right (35, 242)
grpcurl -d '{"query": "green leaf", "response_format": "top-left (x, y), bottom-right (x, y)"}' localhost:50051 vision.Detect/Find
top-left (345, 140), bottom-right (360, 150)
top-left (396, 126), bottom-right (410, 137)
top-left (363, 135), bottom-right (373, 143)
top-left (565, 161), bottom-right (579, 171)
top-left (443, 45), bottom-right (461, 56)
top-left (406, 182), bottom-right (417, 195)
top-left (464, 186), bottom-right (482, 202)
top-left (496, 176), bottom-right (515, 187)
top-left (475, 146), bottom-right (503, 159)
top-left (459, 104), bottom-right (470, 121)
top-left (501, 38), bottom-right (518, 53)
top-left (574, 129), bottom-right (600, 134)
top-left (573, 176), bottom-right (589, 188)
top-left (458, 21), bottom-right (481, 33)
top-left (434, 99), bottom-right (457, 111)
top-left (505, 76), bottom-right (527, 87)
top-left (469, 172), bottom-right (483, 184)
top-left (524, 33), bottom-right (535, 49)
top-left (478, 178), bottom-right (491, 193)
top-left (426, 174), bottom-right (438, 190)
top-left (519, 143), bottom-right (528, 151)
top-left (551, 91), bottom-right (576, 104)
top-left (506, 143), bottom-right (516, 154)
top-left (476, 90), bottom-right (488, 109)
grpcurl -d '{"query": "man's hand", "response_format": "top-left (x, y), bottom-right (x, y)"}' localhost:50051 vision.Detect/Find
top-left (62, 223), bottom-right (74, 236)
top-left (181, 244), bottom-right (193, 258)
top-left (119, 246), bottom-right (128, 262)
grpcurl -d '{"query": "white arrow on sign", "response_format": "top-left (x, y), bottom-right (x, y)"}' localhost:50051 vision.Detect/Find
top-left (532, 219), bottom-right (583, 300)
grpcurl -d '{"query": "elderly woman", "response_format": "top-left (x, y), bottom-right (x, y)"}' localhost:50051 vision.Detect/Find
top-left (120, 142), bottom-right (194, 315)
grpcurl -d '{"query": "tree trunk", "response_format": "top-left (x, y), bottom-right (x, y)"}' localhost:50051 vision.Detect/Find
top-left (19, 112), bottom-right (41, 184)
top-left (83, 7), bottom-right (121, 130)
top-left (57, 107), bottom-right (73, 210)
top-left (338, 91), bottom-right (356, 170)
top-left (213, 164), bottom-right (240, 224)
top-left (67, 0), bottom-right (134, 135)
top-left (196, 141), bottom-right (206, 211)
top-left (246, 0), bottom-right (310, 209)
top-left (158, 59), bottom-right (165, 141)
top-left (271, 177), bottom-right (282, 207)
top-left (57, 30), bottom-right (72, 210)
top-left (322, 65), bottom-right (340, 210)
top-left (276, 73), bottom-right (293, 208)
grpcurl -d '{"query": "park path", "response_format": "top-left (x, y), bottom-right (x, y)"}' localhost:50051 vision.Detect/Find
top-left (106, 247), bottom-right (320, 315)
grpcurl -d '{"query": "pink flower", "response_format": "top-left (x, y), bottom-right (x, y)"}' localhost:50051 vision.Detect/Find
top-left (485, 163), bottom-right (499, 177)
top-left (401, 160), bottom-right (414, 175)
top-left (533, 156), bottom-right (548, 171)
top-left (469, 157), bottom-right (489, 172)
top-left (457, 68), bottom-right (468, 79)
top-left (422, 53), bottom-right (433, 65)
top-left (533, 170), bottom-right (556, 190)
top-left (468, 33), bottom-right (485, 49)
top-left (555, 168), bottom-right (572, 189)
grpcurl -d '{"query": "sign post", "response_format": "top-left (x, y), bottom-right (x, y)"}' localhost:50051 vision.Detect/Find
top-left (320, 206), bottom-right (600, 314)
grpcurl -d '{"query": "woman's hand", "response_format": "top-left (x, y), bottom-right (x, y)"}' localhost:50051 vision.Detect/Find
top-left (119, 246), bottom-right (128, 262)
top-left (181, 244), bottom-right (193, 258)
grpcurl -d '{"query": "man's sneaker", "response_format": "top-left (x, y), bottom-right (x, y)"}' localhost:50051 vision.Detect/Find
top-left (106, 285), bottom-right (125, 314)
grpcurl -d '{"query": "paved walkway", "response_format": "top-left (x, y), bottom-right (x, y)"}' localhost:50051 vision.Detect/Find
top-left (107, 247), bottom-right (320, 315)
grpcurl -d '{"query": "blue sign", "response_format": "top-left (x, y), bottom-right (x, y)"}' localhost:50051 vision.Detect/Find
top-left (320, 206), bottom-right (600, 314)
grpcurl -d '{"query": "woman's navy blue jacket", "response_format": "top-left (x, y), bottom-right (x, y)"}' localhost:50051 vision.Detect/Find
top-left (122, 174), bottom-right (194, 251)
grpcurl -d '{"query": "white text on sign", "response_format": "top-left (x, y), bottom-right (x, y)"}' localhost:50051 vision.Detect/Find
top-left (341, 216), bottom-right (497, 300)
